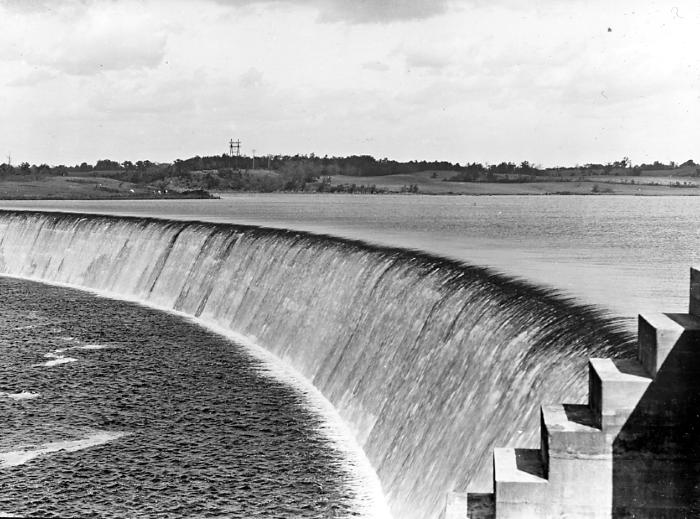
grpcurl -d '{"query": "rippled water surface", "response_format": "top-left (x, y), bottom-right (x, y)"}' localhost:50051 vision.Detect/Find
top-left (0, 277), bottom-right (363, 518)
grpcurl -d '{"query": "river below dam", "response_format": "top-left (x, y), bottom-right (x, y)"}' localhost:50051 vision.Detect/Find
top-left (0, 195), bottom-right (697, 518)
top-left (0, 276), bottom-right (386, 518)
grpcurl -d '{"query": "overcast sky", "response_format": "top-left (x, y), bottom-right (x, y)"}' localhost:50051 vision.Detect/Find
top-left (0, 0), bottom-right (698, 166)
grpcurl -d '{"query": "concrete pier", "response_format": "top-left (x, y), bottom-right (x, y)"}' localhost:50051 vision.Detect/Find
top-left (446, 267), bottom-right (700, 518)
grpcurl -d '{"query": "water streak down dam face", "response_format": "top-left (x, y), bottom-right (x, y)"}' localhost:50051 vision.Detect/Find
top-left (0, 211), bottom-right (634, 519)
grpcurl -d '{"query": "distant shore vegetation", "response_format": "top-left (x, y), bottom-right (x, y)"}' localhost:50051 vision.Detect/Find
top-left (0, 154), bottom-right (698, 198)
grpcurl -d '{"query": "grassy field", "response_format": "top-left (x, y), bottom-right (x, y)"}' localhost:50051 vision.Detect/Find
top-left (2, 170), bottom-right (698, 199)
top-left (0, 176), bottom-right (212, 200)
top-left (329, 171), bottom-right (700, 195)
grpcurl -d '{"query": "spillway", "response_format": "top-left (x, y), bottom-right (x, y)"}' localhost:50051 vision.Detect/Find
top-left (0, 210), bottom-right (634, 519)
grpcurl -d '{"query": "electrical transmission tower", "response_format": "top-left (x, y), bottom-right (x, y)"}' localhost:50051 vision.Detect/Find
top-left (229, 139), bottom-right (241, 170)
top-left (6, 153), bottom-right (11, 167)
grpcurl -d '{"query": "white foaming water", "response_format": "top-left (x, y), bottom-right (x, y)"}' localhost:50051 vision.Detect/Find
top-left (38, 351), bottom-right (78, 367)
top-left (42, 357), bottom-right (77, 367)
top-left (0, 431), bottom-right (128, 468)
top-left (0, 392), bottom-right (40, 401)
top-left (56, 344), bottom-right (111, 352)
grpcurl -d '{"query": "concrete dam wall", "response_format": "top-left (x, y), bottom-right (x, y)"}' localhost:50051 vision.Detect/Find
top-left (459, 268), bottom-right (700, 518)
top-left (0, 210), bottom-right (634, 519)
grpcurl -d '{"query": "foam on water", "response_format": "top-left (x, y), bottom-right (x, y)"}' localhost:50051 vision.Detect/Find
top-left (0, 430), bottom-right (128, 468)
top-left (54, 344), bottom-right (111, 352)
top-left (0, 392), bottom-right (40, 401)
top-left (38, 352), bottom-right (78, 367)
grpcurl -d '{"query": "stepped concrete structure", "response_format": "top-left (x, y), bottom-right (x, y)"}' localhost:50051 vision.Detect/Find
top-left (444, 267), bottom-right (700, 519)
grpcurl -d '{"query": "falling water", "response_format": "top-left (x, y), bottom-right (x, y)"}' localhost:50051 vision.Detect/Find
top-left (0, 210), bottom-right (634, 519)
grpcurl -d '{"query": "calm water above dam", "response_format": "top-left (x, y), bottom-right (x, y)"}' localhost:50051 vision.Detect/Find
top-left (2, 194), bottom-right (699, 320)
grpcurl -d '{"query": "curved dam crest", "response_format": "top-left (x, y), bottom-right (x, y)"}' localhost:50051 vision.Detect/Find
top-left (0, 210), bottom-right (634, 519)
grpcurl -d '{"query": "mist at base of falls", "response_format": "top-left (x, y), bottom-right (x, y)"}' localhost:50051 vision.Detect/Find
top-left (0, 210), bottom-right (634, 519)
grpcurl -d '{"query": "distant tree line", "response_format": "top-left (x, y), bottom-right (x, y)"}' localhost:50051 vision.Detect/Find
top-left (0, 153), bottom-right (697, 191)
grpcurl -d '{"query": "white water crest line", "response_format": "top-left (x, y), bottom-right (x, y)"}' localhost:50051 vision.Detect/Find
top-left (0, 431), bottom-right (128, 468)
top-left (41, 357), bottom-right (78, 367)
top-left (0, 273), bottom-right (392, 519)
top-left (55, 344), bottom-right (111, 352)
top-left (35, 351), bottom-right (78, 367)
top-left (0, 392), bottom-right (40, 401)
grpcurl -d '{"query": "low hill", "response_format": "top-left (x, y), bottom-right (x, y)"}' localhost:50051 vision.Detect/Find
top-left (328, 171), bottom-right (700, 195)
top-left (0, 176), bottom-right (214, 200)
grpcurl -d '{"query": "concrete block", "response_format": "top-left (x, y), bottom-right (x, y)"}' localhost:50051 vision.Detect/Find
top-left (495, 501), bottom-right (550, 519)
top-left (691, 267), bottom-right (700, 317)
top-left (637, 313), bottom-right (685, 377)
top-left (541, 404), bottom-right (608, 461)
top-left (588, 358), bottom-right (651, 430)
top-left (548, 456), bottom-right (612, 501)
top-left (442, 491), bottom-right (468, 519)
top-left (494, 448), bottom-right (548, 506)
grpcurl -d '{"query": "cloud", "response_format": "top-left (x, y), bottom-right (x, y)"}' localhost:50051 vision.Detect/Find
top-left (315, 0), bottom-right (450, 23)
top-left (362, 61), bottom-right (389, 72)
top-left (208, 0), bottom-right (450, 23)
top-left (0, 0), bottom-right (59, 12)
top-left (5, 68), bottom-right (57, 87)
top-left (239, 67), bottom-right (265, 88)
top-left (0, 2), bottom-right (168, 75)
top-left (404, 49), bottom-right (452, 71)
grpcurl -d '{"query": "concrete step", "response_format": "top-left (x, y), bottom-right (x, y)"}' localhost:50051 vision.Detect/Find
top-left (540, 404), bottom-right (607, 469)
top-left (539, 404), bottom-right (613, 511)
top-left (494, 447), bottom-right (548, 518)
top-left (588, 358), bottom-right (651, 430)
top-left (442, 491), bottom-right (468, 519)
top-left (638, 312), bottom-right (700, 377)
top-left (638, 313), bottom-right (687, 377)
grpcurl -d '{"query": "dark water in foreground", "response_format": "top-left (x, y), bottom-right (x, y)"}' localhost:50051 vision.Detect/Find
top-left (0, 277), bottom-right (362, 518)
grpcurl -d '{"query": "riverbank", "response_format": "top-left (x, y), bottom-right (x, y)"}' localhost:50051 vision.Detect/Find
top-left (0, 176), bottom-right (215, 200)
top-left (325, 171), bottom-right (700, 196)
top-left (0, 172), bottom-right (696, 199)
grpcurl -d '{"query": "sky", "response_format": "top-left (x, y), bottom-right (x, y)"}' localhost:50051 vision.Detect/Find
top-left (0, 0), bottom-right (698, 167)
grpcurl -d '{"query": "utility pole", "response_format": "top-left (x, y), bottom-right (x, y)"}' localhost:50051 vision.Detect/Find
top-left (229, 139), bottom-right (241, 170)
top-left (267, 154), bottom-right (271, 170)
top-left (252, 149), bottom-right (256, 170)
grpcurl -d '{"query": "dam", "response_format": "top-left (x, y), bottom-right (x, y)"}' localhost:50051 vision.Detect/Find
top-left (0, 209), bottom-right (637, 518)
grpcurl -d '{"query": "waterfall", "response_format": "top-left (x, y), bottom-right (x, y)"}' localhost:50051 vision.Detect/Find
top-left (0, 210), bottom-right (634, 519)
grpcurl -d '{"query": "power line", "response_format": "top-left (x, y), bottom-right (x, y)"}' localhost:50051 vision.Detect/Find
top-left (229, 139), bottom-right (241, 170)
